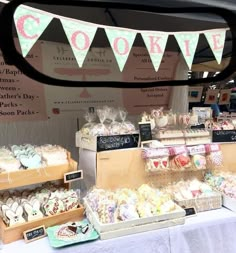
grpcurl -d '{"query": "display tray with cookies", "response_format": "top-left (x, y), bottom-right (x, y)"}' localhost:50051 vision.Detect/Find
top-left (0, 157), bottom-right (77, 190)
top-left (83, 185), bottom-right (186, 239)
top-left (0, 206), bottom-right (84, 244)
top-left (0, 184), bottom-right (85, 244)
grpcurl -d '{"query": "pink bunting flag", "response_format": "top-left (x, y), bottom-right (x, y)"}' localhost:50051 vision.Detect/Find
top-left (14, 6), bottom-right (53, 57)
top-left (204, 29), bottom-right (226, 64)
top-left (141, 32), bottom-right (168, 72)
top-left (60, 18), bottom-right (97, 67)
top-left (105, 28), bottom-right (137, 71)
top-left (174, 33), bottom-right (199, 70)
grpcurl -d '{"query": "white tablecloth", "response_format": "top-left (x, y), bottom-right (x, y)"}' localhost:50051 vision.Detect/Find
top-left (169, 208), bottom-right (236, 253)
top-left (2, 208), bottom-right (236, 253)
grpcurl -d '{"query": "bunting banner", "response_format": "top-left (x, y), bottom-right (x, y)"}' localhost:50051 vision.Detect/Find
top-left (141, 32), bottom-right (169, 72)
top-left (105, 28), bottom-right (137, 71)
top-left (174, 33), bottom-right (199, 69)
top-left (204, 29), bottom-right (226, 64)
top-left (60, 19), bottom-right (97, 68)
top-left (11, 2), bottom-right (228, 72)
top-left (14, 6), bottom-right (53, 57)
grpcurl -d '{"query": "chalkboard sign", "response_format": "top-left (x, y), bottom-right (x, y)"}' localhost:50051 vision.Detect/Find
top-left (64, 170), bottom-right (83, 183)
top-left (138, 123), bottom-right (152, 143)
top-left (212, 130), bottom-right (236, 143)
top-left (184, 207), bottom-right (196, 217)
top-left (23, 225), bottom-right (46, 243)
top-left (191, 124), bottom-right (205, 129)
top-left (96, 134), bottom-right (139, 152)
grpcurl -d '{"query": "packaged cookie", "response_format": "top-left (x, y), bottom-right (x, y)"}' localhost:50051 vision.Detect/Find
top-left (169, 146), bottom-right (191, 171)
top-left (118, 108), bottom-right (136, 134)
top-left (80, 112), bottom-right (97, 136)
top-left (107, 107), bottom-right (122, 135)
top-left (205, 144), bottom-right (223, 170)
top-left (142, 147), bottom-right (170, 173)
top-left (90, 107), bottom-right (109, 136)
top-left (187, 145), bottom-right (207, 170)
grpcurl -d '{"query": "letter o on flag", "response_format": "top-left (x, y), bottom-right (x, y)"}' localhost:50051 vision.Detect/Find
top-left (71, 31), bottom-right (90, 50)
top-left (113, 37), bottom-right (129, 55)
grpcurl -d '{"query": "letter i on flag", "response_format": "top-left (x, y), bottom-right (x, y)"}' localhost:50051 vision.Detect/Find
top-left (141, 32), bottom-right (168, 71)
top-left (204, 29), bottom-right (226, 64)
top-left (105, 28), bottom-right (137, 71)
top-left (174, 33), bottom-right (199, 70)
top-left (60, 19), bottom-right (97, 68)
top-left (14, 6), bottom-right (53, 57)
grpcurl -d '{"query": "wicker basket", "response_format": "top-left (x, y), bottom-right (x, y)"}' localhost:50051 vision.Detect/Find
top-left (175, 193), bottom-right (222, 212)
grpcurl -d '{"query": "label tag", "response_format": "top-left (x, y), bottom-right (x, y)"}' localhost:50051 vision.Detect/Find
top-left (23, 225), bottom-right (46, 243)
top-left (184, 207), bottom-right (197, 217)
top-left (64, 170), bottom-right (83, 183)
top-left (139, 122), bottom-right (152, 143)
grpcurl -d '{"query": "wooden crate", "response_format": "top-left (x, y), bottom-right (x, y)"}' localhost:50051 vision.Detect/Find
top-left (0, 157), bottom-right (77, 190)
top-left (0, 205), bottom-right (85, 244)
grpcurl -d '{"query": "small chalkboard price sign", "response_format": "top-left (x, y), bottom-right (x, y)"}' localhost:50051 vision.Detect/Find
top-left (212, 130), bottom-right (236, 143)
top-left (96, 134), bottom-right (139, 152)
top-left (23, 225), bottom-right (46, 243)
top-left (184, 207), bottom-right (197, 217)
top-left (190, 124), bottom-right (205, 129)
top-left (138, 122), bottom-right (152, 144)
top-left (64, 170), bottom-right (83, 183)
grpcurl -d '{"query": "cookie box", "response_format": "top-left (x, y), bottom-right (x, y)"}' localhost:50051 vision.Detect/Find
top-left (75, 131), bottom-right (139, 152)
top-left (99, 217), bottom-right (185, 240)
top-left (0, 153), bottom-right (77, 190)
top-left (175, 192), bottom-right (222, 212)
top-left (0, 205), bottom-right (84, 244)
top-left (222, 194), bottom-right (236, 212)
top-left (83, 199), bottom-right (185, 235)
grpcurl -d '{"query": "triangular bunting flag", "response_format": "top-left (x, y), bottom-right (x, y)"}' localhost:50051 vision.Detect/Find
top-left (105, 28), bottom-right (137, 71)
top-left (141, 32), bottom-right (168, 71)
top-left (174, 33), bottom-right (199, 70)
top-left (204, 29), bottom-right (226, 64)
top-left (60, 19), bottom-right (97, 68)
top-left (14, 6), bottom-right (53, 57)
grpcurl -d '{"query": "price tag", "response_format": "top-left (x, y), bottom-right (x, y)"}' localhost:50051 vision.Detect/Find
top-left (64, 170), bottom-right (83, 183)
top-left (139, 122), bottom-right (152, 143)
top-left (184, 207), bottom-right (197, 217)
top-left (23, 225), bottom-right (46, 243)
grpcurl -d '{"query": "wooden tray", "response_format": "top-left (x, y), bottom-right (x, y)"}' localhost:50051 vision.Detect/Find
top-left (0, 205), bottom-right (85, 244)
top-left (0, 157), bottom-right (77, 190)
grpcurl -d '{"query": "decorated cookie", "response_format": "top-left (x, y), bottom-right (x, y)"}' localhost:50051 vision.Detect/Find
top-left (5, 205), bottom-right (25, 226)
top-left (43, 198), bottom-right (65, 216)
top-left (24, 200), bottom-right (44, 221)
top-left (192, 154), bottom-right (206, 170)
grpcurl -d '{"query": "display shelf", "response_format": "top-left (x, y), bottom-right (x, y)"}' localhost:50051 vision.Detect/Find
top-left (0, 206), bottom-right (84, 244)
top-left (0, 157), bottom-right (77, 190)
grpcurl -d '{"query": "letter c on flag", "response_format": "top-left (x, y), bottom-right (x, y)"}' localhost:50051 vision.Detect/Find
top-left (17, 15), bottom-right (39, 39)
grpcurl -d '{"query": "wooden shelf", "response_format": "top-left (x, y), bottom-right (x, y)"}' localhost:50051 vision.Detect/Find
top-left (0, 159), bottom-right (77, 190)
top-left (0, 205), bottom-right (85, 244)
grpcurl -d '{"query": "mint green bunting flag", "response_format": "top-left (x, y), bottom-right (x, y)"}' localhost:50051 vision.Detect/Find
top-left (174, 33), bottom-right (199, 70)
top-left (60, 19), bottom-right (97, 68)
top-left (204, 29), bottom-right (226, 64)
top-left (141, 32), bottom-right (168, 72)
top-left (105, 28), bottom-right (137, 71)
top-left (14, 6), bottom-right (53, 57)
